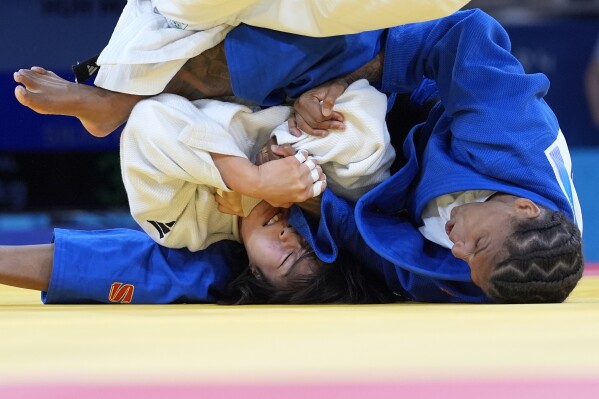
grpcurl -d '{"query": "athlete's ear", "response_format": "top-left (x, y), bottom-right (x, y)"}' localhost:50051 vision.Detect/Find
top-left (514, 198), bottom-right (541, 219)
top-left (249, 265), bottom-right (262, 280)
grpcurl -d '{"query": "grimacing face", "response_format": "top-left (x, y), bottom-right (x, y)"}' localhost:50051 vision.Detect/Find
top-left (239, 201), bottom-right (323, 288)
top-left (444, 194), bottom-right (541, 291)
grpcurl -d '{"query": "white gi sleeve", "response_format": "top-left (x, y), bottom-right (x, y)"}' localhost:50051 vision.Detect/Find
top-left (273, 80), bottom-right (395, 202)
top-left (120, 94), bottom-right (242, 251)
top-left (96, 0), bottom-right (232, 95)
top-left (155, 0), bottom-right (471, 36)
top-left (121, 93), bottom-right (288, 251)
top-left (239, 0), bottom-right (470, 36)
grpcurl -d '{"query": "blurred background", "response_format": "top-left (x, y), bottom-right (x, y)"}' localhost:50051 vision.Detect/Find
top-left (0, 0), bottom-right (598, 259)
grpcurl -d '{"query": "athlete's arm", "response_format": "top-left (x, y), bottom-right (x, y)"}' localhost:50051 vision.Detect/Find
top-left (210, 151), bottom-right (325, 208)
top-left (0, 244), bottom-right (53, 291)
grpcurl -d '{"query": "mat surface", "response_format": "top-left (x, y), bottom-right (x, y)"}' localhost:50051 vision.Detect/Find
top-left (1, 272), bottom-right (598, 398)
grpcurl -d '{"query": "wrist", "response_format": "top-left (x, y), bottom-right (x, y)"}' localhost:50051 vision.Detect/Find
top-left (233, 164), bottom-right (261, 197)
top-left (211, 153), bottom-right (259, 196)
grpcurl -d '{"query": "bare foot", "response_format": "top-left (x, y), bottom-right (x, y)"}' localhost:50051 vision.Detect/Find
top-left (14, 67), bottom-right (144, 137)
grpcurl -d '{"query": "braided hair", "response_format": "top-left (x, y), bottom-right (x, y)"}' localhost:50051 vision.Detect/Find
top-left (486, 207), bottom-right (583, 303)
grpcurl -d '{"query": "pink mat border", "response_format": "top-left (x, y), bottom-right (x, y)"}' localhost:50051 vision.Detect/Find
top-left (585, 262), bottom-right (599, 275)
top-left (2, 379), bottom-right (599, 399)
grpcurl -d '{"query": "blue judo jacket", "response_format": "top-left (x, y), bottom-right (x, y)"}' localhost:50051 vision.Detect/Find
top-left (291, 10), bottom-right (582, 303)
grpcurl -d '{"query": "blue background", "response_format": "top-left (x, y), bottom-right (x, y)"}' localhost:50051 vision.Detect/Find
top-left (0, 1), bottom-right (598, 260)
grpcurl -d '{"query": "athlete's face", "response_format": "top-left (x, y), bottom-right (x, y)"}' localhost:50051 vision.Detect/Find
top-left (444, 195), bottom-right (541, 291)
top-left (239, 201), bottom-right (322, 288)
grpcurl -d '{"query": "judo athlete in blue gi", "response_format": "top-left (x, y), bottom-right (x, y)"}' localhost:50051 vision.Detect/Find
top-left (4, 9), bottom-right (583, 304)
top-left (282, 9), bottom-right (584, 304)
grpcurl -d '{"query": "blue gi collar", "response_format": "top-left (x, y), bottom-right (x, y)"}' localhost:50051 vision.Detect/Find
top-left (288, 204), bottom-right (338, 264)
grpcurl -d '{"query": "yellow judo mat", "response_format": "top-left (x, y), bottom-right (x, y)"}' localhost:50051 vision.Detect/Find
top-left (1, 275), bottom-right (598, 398)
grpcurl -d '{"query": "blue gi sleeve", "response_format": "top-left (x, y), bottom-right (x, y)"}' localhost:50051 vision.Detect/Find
top-left (225, 24), bottom-right (384, 106)
top-left (42, 228), bottom-right (246, 304)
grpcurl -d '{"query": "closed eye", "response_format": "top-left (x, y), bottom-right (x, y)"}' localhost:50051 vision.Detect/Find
top-left (474, 237), bottom-right (489, 256)
top-left (280, 251), bottom-right (294, 269)
top-left (283, 247), bottom-right (315, 278)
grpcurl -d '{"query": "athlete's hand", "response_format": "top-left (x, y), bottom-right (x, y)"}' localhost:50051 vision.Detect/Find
top-left (255, 137), bottom-right (283, 166)
top-left (255, 138), bottom-right (297, 166)
top-left (289, 78), bottom-right (348, 137)
top-left (214, 189), bottom-right (244, 217)
top-left (255, 150), bottom-right (326, 208)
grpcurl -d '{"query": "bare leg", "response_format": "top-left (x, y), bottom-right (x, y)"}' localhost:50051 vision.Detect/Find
top-left (14, 67), bottom-right (143, 137)
top-left (164, 42), bottom-right (233, 100)
top-left (13, 43), bottom-right (233, 138)
top-left (0, 244), bottom-right (53, 291)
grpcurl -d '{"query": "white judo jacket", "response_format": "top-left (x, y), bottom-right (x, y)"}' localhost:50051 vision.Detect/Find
top-left (121, 80), bottom-right (395, 251)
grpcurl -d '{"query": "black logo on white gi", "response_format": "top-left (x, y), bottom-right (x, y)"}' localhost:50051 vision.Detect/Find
top-left (147, 220), bottom-right (176, 238)
top-left (87, 64), bottom-right (99, 76)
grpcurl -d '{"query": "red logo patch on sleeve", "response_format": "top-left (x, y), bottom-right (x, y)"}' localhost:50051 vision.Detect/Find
top-left (108, 282), bottom-right (135, 303)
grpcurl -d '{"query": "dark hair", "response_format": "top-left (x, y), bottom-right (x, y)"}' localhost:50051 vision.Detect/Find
top-left (486, 207), bottom-right (584, 303)
top-left (221, 250), bottom-right (401, 305)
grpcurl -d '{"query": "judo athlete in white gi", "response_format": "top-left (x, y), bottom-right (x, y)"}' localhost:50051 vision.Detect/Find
top-left (95, 0), bottom-right (471, 95)
top-left (14, 1), bottom-right (469, 138)
top-left (121, 80), bottom-right (394, 286)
